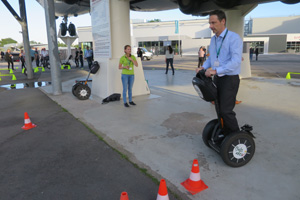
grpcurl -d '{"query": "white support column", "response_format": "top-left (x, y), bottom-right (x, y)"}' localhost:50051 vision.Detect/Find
top-left (92, 0), bottom-right (150, 99)
top-left (225, 4), bottom-right (257, 78)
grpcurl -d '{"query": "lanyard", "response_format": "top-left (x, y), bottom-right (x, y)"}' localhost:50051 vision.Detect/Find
top-left (215, 29), bottom-right (228, 59)
top-left (126, 55), bottom-right (132, 66)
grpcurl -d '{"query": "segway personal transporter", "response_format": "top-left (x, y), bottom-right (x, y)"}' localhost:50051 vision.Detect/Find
top-left (72, 61), bottom-right (100, 100)
top-left (192, 70), bottom-right (255, 167)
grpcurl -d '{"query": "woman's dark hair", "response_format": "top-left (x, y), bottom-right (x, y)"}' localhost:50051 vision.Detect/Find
top-left (168, 45), bottom-right (173, 54)
top-left (209, 10), bottom-right (226, 24)
top-left (124, 45), bottom-right (131, 50)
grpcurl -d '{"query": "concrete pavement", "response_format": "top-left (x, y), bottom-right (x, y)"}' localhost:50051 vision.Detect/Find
top-left (40, 67), bottom-right (300, 200)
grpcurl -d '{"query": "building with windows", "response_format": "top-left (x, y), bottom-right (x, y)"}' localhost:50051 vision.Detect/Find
top-left (245, 15), bottom-right (300, 53)
top-left (77, 15), bottom-right (300, 55)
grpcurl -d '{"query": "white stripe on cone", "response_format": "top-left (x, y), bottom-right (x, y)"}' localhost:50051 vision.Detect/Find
top-left (157, 194), bottom-right (169, 200)
top-left (24, 119), bottom-right (31, 124)
top-left (189, 171), bottom-right (201, 181)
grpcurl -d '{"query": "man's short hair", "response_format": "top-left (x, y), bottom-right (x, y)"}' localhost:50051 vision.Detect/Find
top-left (209, 10), bottom-right (226, 23)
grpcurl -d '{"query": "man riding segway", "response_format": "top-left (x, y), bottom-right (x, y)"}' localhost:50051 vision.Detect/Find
top-left (194, 10), bottom-right (255, 167)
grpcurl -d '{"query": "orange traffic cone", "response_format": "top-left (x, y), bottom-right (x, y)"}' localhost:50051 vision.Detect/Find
top-left (181, 159), bottom-right (208, 195)
top-left (120, 192), bottom-right (129, 200)
top-left (157, 179), bottom-right (169, 200)
top-left (22, 112), bottom-right (37, 130)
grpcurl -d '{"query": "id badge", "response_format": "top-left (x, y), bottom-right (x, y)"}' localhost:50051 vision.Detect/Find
top-left (214, 60), bottom-right (219, 67)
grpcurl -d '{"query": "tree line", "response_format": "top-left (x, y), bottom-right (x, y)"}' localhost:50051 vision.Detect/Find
top-left (0, 38), bottom-right (76, 48)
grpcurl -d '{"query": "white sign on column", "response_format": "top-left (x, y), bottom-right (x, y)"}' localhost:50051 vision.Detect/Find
top-left (91, 0), bottom-right (111, 58)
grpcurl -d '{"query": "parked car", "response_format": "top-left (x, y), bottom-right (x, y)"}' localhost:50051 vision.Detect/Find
top-left (133, 47), bottom-right (153, 61)
top-left (11, 52), bottom-right (20, 62)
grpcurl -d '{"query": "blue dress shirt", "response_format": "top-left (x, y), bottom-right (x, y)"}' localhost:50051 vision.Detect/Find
top-left (203, 28), bottom-right (243, 76)
top-left (84, 49), bottom-right (93, 58)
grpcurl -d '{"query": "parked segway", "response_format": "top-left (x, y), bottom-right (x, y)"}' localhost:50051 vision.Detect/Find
top-left (42, 56), bottom-right (50, 69)
top-left (61, 55), bottom-right (73, 69)
top-left (72, 61), bottom-right (100, 100)
top-left (192, 70), bottom-right (255, 167)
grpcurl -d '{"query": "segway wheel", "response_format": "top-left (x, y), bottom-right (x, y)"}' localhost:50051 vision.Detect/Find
top-left (202, 119), bottom-right (219, 147)
top-left (72, 83), bottom-right (81, 97)
top-left (75, 84), bottom-right (91, 100)
top-left (220, 132), bottom-right (255, 167)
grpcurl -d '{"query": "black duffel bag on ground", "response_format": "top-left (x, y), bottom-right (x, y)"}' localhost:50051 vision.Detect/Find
top-left (102, 93), bottom-right (121, 104)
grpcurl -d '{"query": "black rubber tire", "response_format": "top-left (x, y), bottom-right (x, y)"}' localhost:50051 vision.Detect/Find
top-left (60, 23), bottom-right (67, 36)
top-left (72, 83), bottom-right (81, 97)
top-left (68, 23), bottom-right (76, 36)
top-left (202, 119), bottom-right (219, 147)
top-left (43, 62), bottom-right (50, 69)
top-left (280, 0), bottom-right (300, 4)
top-left (75, 84), bottom-right (91, 100)
top-left (213, 0), bottom-right (239, 9)
top-left (220, 132), bottom-right (255, 167)
top-left (178, 0), bottom-right (202, 14)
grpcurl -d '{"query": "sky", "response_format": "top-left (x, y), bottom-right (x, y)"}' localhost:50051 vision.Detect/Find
top-left (0, 1), bottom-right (300, 45)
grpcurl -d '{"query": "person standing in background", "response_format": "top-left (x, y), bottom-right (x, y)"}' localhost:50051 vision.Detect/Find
top-left (255, 47), bottom-right (259, 61)
top-left (165, 45), bottom-right (175, 75)
top-left (1, 51), bottom-right (4, 61)
top-left (34, 48), bottom-right (40, 67)
top-left (5, 49), bottom-right (14, 71)
top-left (79, 47), bottom-right (84, 69)
top-left (30, 47), bottom-right (35, 62)
top-left (137, 48), bottom-right (143, 60)
top-left (198, 46), bottom-right (205, 68)
top-left (249, 47), bottom-right (254, 61)
top-left (19, 49), bottom-right (26, 70)
top-left (75, 48), bottom-right (79, 68)
top-left (84, 46), bottom-right (93, 70)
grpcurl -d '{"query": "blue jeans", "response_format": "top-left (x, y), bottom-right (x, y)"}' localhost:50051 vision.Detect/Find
top-left (121, 74), bottom-right (134, 103)
top-left (166, 58), bottom-right (174, 74)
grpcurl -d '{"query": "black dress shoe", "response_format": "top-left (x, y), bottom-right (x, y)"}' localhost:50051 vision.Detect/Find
top-left (124, 103), bottom-right (130, 107)
top-left (129, 101), bottom-right (136, 106)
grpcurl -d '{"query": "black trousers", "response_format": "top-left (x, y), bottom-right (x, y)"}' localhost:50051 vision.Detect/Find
top-left (75, 57), bottom-right (79, 67)
top-left (86, 56), bottom-right (93, 70)
top-left (79, 57), bottom-right (83, 68)
top-left (214, 75), bottom-right (240, 133)
top-left (7, 60), bottom-right (14, 70)
top-left (36, 57), bottom-right (40, 67)
top-left (21, 61), bottom-right (25, 69)
top-left (165, 58), bottom-right (174, 75)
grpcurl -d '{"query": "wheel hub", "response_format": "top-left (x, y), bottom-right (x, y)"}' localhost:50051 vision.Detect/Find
top-left (233, 144), bottom-right (247, 159)
top-left (79, 89), bottom-right (87, 97)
